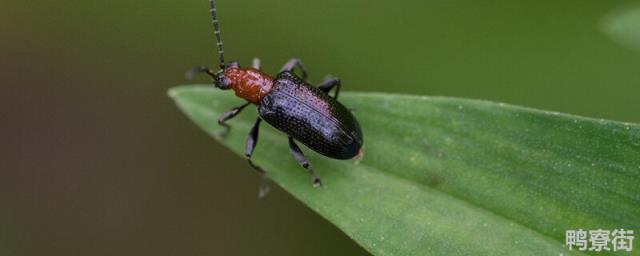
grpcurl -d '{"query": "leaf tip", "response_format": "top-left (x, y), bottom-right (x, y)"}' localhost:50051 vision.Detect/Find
top-left (167, 87), bottom-right (180, 99)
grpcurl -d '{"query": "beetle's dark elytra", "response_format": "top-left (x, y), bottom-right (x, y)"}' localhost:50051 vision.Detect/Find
top-left (259, 72), bottom-right (363, 159)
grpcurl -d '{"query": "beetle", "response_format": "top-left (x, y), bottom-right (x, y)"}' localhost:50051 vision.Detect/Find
top-left (188, 0), bottom-right (363, 197)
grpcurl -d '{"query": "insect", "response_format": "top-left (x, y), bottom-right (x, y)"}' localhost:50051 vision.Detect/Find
top-left (188, 0), bottom-right (363, 197)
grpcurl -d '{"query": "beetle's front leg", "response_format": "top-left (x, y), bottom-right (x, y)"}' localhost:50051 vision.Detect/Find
top-left (245, 117), bottom-right (270, 198)
top-left (280, 58), bottom-right (308, 82)
top-left (288, 137), bottom-right (322, 187)
top-left (317, 75), bottom-right (341, 99)
top-left (185, 66), bottom-right (215, 80)
top-left (213, 101), bottom-right (250, 138)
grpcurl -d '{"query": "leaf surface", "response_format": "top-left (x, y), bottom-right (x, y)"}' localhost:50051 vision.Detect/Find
top-left (169, 85), bottom-right (640, 255)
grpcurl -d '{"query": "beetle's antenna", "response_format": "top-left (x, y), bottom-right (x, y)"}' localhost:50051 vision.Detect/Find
top-left (209, 0), bottom-right (225, 69)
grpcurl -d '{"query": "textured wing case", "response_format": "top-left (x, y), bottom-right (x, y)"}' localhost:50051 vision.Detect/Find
top-left (258, 72), bottom-right (362, 159)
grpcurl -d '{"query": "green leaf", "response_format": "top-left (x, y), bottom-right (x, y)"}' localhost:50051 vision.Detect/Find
top-left (169, 85), bottom-right (640, 255)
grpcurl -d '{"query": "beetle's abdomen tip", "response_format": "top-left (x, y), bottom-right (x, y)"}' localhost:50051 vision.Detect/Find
top-left (337, 139), bottom-right (363, 160)
top-left (351, 146), bottom-right (365, 163)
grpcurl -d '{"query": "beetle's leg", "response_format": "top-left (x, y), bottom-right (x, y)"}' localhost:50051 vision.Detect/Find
top-left (185, 66), bottom-right (215, 80)
top-left (245, 118), bottom-right (262, 158)
top-left (228, 60), bottom-right (239, 68)
top-left (317, 75), bottom-right (341, 99)
top-left (213, 102), bottom-right (251, 138)
top-left (251, 58), bottom-right (261, 70)
top-left (245, 117), bottom-right (270, 198)
top-left (287, 137), bottom-right (322, 187)
top-left (247, 159), bottom-right (269, 198)
top-left (280, 58), bottom-right (308, 82)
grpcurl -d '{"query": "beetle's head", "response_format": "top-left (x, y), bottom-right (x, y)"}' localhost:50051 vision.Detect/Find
top-left (213, 69), bottom-right (231, 90)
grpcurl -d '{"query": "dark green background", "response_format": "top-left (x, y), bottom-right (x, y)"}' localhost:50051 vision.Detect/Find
top-left (2, 0), bottom-right (639, 255)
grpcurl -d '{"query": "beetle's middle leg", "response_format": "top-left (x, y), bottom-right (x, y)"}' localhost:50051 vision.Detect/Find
top-left (245, 117), bottom-right (270, 198)
top-left (214, 101), bottom-right (250, 138)
top-left (288, 137), bottom-right (322, 187)
top-left (280, 58), bottom-right (308, 82)
top-left (317, 75), bottom-right (341, 99)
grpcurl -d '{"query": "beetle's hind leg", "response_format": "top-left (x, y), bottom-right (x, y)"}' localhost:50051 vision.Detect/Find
top-left (288, 137), bottom-right (322, 187)
top-left (245, 117), bottom-right (270, 198)
top-left (317, 75), bottom-right (341, 99)
top-left (280, 58), bottom-right (309, 82)
top-left (213, 101), bottom-right (250, 138)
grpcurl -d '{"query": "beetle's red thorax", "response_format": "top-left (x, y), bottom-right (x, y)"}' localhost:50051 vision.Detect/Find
top-left (225, 67), bottom-right (274, 104)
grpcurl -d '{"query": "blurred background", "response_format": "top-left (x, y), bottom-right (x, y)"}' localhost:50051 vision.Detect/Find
top-left (2, 0), bottom-right (639, 255)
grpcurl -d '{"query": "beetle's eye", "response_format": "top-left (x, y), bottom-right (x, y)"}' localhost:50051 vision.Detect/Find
top-left (214, 70), bottom-right (230, 89)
